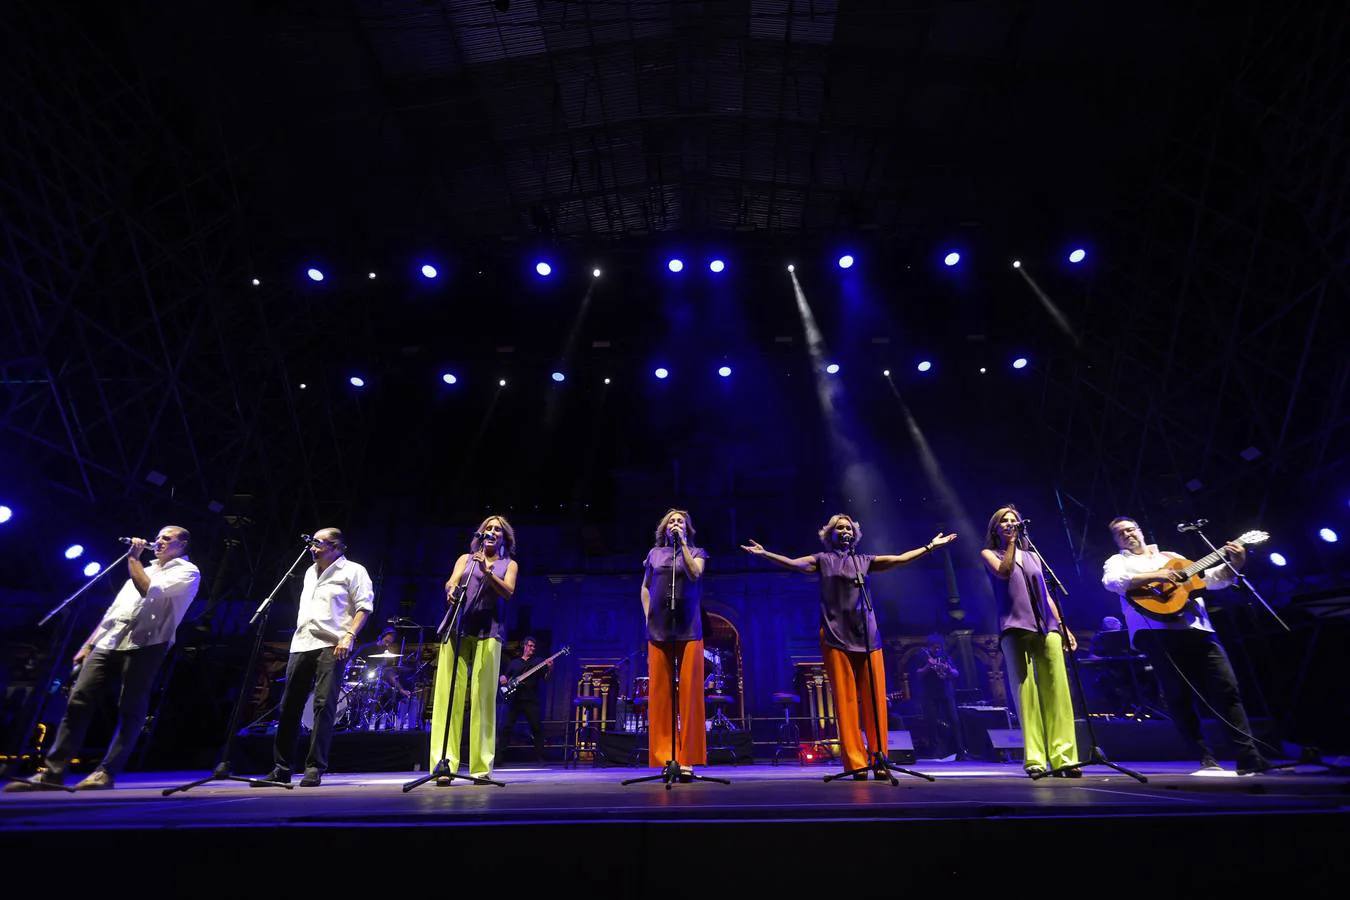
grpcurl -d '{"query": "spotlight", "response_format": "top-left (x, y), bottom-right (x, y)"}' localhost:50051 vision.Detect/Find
top-left (83, 561), bottom-right (102, 577)
top-left (368, 272), bottom-right (377, 279)
top-left (787, 264), bottom-right (795, 273)
top-left (917, 360), bottom-right (932, 373)
top-left (825, 364), bottom-right (840, 375)
top-left (299, 383), bottom-right (307, 390)
top-left (1012, 260), bottom-right (1021, 269)
top-left (882, 369), bottom-right (891, 377)
top-left (979, 367), bottom-right (987, 374)
top-left (1320, 527), bottom-right (1339, 543)
top-left (441, 373), bottom-right (457, 385)
top-left (604, 377), bottom-right (612, 385)
top-left (499, 379), bottom-right (507, 387)
top-left (838, 254), bottom-right (854, 269)
top-left (943, 252), bottom-right (960, 267)
top-left (420, 264), bottom-right (438, 279)
top-left (64, 544), bottom-right (84, 560)
top-left (350, 376), bottom-right (365, 387)
top-left (0, 505), bottom-right (11, 524)
top-left (251, 278), bottom-right (261, 286)
top-left (535, 261), bottom-right (552, 277)
top-left (709, 259), bottom-right (725, 273)
top-left (1012, 358), bottom-right (1028, 370)
top-left (306, 268), bottom-right (325, 282)
top-left (1268, 552), bottom-right (1288, 567)
top-left (592, 268), bottom-right (602, 278)
top-left (718, 366), bottom-right (732, 378)
top-left (654, 367), bottom-right (669, 380)
top-left (667, 259), bottom-right (684, 273)
top-left (551, 372), bottom-right (565, 383)
top-left (1069, 248), bottom-right (1087, 264)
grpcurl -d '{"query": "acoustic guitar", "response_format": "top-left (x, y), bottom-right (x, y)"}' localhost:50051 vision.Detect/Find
top-left (1124, 530), bottom-right (1268, 620)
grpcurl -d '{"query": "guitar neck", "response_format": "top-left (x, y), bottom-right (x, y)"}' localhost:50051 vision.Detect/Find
top-left (1182, 545), bottom-right (1236, 579)
top-left (518, 648), bottom-right (566, 681)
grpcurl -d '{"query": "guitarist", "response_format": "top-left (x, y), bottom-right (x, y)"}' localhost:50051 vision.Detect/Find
top-left (498, 636), bottom-right (551, 761)
top-left (1101, 517), bottom-right (1270, 774)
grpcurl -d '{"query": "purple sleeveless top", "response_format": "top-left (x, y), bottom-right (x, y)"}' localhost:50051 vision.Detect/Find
top-left (989, 549), bottom-right (1059, 635)
top-left (644, 545), bottom-right (708, 642)
top-left (814, 550), bottom-right (882, 653)
top-left (460, 556), bottom-right (510, 641)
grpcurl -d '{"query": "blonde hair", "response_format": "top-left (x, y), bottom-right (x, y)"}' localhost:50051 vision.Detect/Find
top-left (818, 514), bottom-right (862, 549)
top-left (984, 505), bottom-right (1027, 551)
top-left (470, 515), bottom-right (517, 558)
top-left (653, 508), bottom-right (697, 547)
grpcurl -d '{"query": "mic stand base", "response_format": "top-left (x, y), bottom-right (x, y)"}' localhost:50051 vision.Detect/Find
top-left (403, 760), bottom-right (503, 791)
top-left (1029, 745), bottom-right (1147, 783)
top-left (0, 772), bottom-right (79, 793)
top-left (622, 759), bottom-right (731, 791)
top-left (824, 751), bottom-right (936, 785)
top-left (165, 762), bottom-right (294, 795)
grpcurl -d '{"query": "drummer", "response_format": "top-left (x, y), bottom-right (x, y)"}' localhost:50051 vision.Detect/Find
top-left (350, 628), bottom-right (411, 699)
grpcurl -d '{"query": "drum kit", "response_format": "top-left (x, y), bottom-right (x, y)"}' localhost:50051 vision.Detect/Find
top-left (333, 621), bottom-right (435, 733)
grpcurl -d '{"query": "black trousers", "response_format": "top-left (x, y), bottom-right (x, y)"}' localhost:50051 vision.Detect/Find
top-left (498, 698), bottom-right (545, 759)
top-left (1133, 628), bottom-right (1261, 764)
top-left (273, 646), bottom-right (341, 773)
top-left (46, 643), bottom-right (170, 776)
top-left (919, 685), bottom-right (968, 757)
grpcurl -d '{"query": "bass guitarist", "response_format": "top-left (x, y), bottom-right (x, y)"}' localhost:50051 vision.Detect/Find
top-left (498, 636), bottom-right (552, 761)
top-left (1101, 516), bottom-right (1271, 774)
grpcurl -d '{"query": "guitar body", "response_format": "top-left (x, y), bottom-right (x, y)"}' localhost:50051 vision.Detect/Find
top-left (1124, 557), bottom-right (1207, 621)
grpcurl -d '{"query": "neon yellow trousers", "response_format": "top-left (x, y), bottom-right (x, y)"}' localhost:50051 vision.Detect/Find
top-left (1001, 629), bottom-right (1078, 771)
top-left (429, 635), bottom-right (502, 776)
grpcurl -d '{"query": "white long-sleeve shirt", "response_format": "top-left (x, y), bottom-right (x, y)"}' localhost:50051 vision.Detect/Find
top-left (290, 557), bottom-right (375, 653)
top-left (92, 557), bottom-right (201, 651)
top-left (1101, 544), bottom-right (1236, 640)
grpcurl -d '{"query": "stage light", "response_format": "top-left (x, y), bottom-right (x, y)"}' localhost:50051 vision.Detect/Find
top-left (551, 372), bottom-right (565, 383)
top-left (420, 264), bottom-right (438, 279)
top-left (718, 366), bottom-right (732, 378)
top-left (499, 379), bottom-right (507, 387)
top-left (349, 376), bottom-right (365, 387)
top-left (1012, 358), bottom-right (1028, 370)
top-left (838, 254), bottom-right (854, 269)
top-left (825, 364), bottom-right (840, 375)
top-left (299, 383), bottom-right (307, 390)
top-left (535, 261), bottom-right (552, 277)
top-left (979, 367), bottom-right (987, 374)
top-left (787, 264), bottom-right (795, 272)
top-left (917, 360), bottom-right (932, 373)
top-left (667, 259), bottom-right (684, 273)
top-left (592, 268), bottom-right (601, 278)
top-left (64, 544), bottom-right (84, 560)
top-left (441, 373), bottom-right (457, 385)
top-left (654, 367), bottom-right (669, 380)
top-left (0, 505), bottom-right (11, 524)
top-left (604, 377), bottom-right (611, 385)
top-left (1320, 527), bottom-right (1339, 543)
top-left (883, 369), bottom-right (891, 377)
top-left (83, 561), bottom-right (102, 577)
top-left (1269, 552), bottom-right (1287, 567)
top-left (251, 278), bottom-right (261, 286)
top-left (709, 259), bottom-right (725, 273)
top-left (1012, 260), bottom-right (1021, 269)
top-left (306, 268), bottom-right (324, 282)
top-left (368, 272), bottom-right (377, 279)
top-left (1069, 248), bottom-right (1087, 264)
top-left (943, 252), bottom-right (960, 267)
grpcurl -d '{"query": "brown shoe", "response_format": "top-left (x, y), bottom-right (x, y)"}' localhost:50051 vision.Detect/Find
top-left (73, 770), bottom-right (114, 791)
top-left (3, 770), bottom-right (65, 793)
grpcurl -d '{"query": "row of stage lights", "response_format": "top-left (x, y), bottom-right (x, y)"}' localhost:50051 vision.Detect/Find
top-left (249, 247), bottom-right (1090, 287)
top-left (0, 502), bottom-right (1340, 576)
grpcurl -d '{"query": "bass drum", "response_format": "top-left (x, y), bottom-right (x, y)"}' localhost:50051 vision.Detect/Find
top-left (301, 685), bottom-right (360, 732)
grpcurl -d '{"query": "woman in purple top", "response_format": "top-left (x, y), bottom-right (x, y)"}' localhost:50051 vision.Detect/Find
top-left (979, 505), bottom-right (1078, 777)
top-left (429, 515), bottom-right (519, 781)
top-left (641, 508), bottom-right (708, 775)
top-left (742, 515), bottom-right (957, 778)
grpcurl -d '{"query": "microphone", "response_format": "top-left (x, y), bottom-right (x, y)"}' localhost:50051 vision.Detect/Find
top-left (1016, 518), bottom-right (1032, 530)
top-left (1177, 519), bottom-right (1209, 533)
top-left (301, 533), bottom-right (314, 544)
top-left (117, 536), bottom-right (144, 545)
top-left (839, 532), bottom-right (854, 545)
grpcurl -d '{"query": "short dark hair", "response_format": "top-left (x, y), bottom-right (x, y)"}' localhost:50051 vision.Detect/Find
top-left (1108, 517), bottom-right (1138, 531)
top-left (163, 525), bottom-right (191, 552)
top-left (522, 635), bottom-right (537, 646)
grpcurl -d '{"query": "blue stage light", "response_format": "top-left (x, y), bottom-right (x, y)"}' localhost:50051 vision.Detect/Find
top-left (943, 252), bottom-right (960, 267)
top-left (1268, 552), bottom-right (1287, 567)
top-left (551, 372), bottom-right (565, 383)
top-left (1320, 527), bottom-right (1339, 543)
top-left (917, 360), bottom-right (932, 373)
top-left (1069, 248), bottom-right (1087, 264)
top-left (709, 259), bottom-right (725, 273)
top-left (654, 367), bottom-right (669, 379)
top-left (441, 373), bottom-right (457, 385)
top-left (64, 544), bottom-right (84, 560)
top-left (1012, 357), bottom-right (1029, 370)
top-left (667, 259), bottom-right (684, 273)
top-left (535, 262), bottom-right (552, 277)
top-left (838, 254), bottom-right (855, 269)
top-left (0, 505), bottom-right (11, 524)
top-left (83, 561), bottom-right (102, 577)
top-left (349, 376), bottom-right (365, 388)
top-left (718, 366), bottom-right (732, 378)
top-left (420, 264), bottom-right (438, 279)
top-left (306, 268), bottom-right (324, 282)
top-left (826, 364), bottom-right (840, 375)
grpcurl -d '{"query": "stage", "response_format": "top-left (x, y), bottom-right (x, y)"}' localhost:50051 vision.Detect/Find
top-left (3, 761), bottom-right (1347, 892)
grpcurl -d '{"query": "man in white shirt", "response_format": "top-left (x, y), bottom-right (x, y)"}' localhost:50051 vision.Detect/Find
top-left (259, 528), bottom-right (373, 787)
top-left (1101, 516), bottom-right (1270, 774)
top-left (6, 526), bottom-right (200, 792)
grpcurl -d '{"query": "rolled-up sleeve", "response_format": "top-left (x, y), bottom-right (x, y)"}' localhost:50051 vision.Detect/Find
top-left (1101, 555), bottom-right (1130, 596)
top-left (1201, 562), bottom-right (1237, 591)
top-left (351, 566), bottom-right (375, 613)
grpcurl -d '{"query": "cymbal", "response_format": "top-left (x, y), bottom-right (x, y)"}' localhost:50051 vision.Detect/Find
top-left (368, 651), bottom-right (403, 659)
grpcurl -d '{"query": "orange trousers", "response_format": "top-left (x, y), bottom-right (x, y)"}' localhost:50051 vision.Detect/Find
top-left (647, 639), bottom-right (706, 767)
top-left (821, 631), bottom-right (888, 771)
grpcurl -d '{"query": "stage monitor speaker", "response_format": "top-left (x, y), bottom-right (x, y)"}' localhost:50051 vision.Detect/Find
top-left (987, 728), bottom-right (1024, 762)
top-left (886, 730), bottom-right (916, 764)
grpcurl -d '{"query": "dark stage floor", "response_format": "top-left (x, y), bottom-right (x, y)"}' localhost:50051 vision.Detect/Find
top-left (4, 761), bottom-right (1348, 893)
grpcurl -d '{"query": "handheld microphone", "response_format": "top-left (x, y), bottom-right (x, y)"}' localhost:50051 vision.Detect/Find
top-left (117, 536), bottom-right (143, 545)
top-left (1176, 518), bottom-right (1209, 533)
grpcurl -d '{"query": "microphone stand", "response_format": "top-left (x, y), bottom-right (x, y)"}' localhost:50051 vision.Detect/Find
top-left (624, 531), bottom-right (729, 790)
top-left (824, 543), bottom-right (934, 785)
top-left (0, 550), bottom-right (131, 791)
top-left (1022, 527), bottom-right (1146, 783)
top-left (404, 553), bottom-right (503, 791)
top-left (161, 545), bottom-right (312, 795)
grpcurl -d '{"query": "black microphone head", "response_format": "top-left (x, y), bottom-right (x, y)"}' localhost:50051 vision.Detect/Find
top-left (301, 533), bottom-right (314, 543)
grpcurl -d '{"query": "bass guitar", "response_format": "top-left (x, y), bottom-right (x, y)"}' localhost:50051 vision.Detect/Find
top-left (1125, 530), bottom-right (1269, 620)
top-left (499, 645), bottom-right (571, 699)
